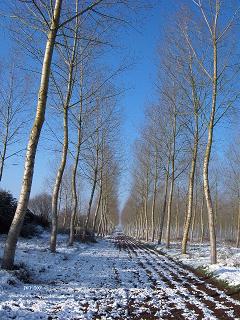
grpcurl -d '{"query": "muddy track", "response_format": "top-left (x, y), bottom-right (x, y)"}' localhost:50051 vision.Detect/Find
top-left (112, 234), bottom-right (240, 320)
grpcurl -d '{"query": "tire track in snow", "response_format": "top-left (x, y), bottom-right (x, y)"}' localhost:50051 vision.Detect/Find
top-left (114, 235), bottom-right (240, 320)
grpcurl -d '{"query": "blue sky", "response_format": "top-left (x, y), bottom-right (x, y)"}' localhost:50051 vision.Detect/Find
top-left (1, 0), bottom-right (236, 208)
top-left (0, 1), bottom-right (178, 202)
top-left (116, 0), bottom-right (179, 207)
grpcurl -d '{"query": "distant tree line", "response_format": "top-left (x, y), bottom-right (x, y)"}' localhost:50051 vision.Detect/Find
top-left (122, 0), bottom-right (240, 264)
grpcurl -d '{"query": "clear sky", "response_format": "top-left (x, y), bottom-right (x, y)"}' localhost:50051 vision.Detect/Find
top-left (112, 0), bottom-right (180, 208)
top-left (0, 1), bottom-right (178, 202)
top-left (1, 0), bottom-right (236, 209)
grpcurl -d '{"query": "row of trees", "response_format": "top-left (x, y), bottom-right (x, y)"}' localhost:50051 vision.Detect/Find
top-left (0, 0), bottom-right (146, 269)
top-left (122, 0), bottom-right (240, 264)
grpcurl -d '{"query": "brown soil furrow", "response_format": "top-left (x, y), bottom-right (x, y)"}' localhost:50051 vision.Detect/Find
top-left (113, 235), bottom-right (240, 320)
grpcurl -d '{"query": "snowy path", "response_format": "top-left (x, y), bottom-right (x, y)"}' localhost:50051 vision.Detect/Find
top-left (0, 233), bottom-right (240, 319)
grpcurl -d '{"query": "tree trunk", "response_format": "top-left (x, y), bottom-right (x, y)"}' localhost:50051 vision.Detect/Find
top-left (50, 106), bottom-right (69, 252)
top-left (84, 168), bottom-right (98, 237)
top-left (203, 33), bottom-right (217, 264)
top-left (103, 196), bottom-right (108, 235)
top-left (63, 193), bottom-right (68, 230)
top-left (92, 185), bottom-right (102, 233)
top-left (50, 10), bottom-right (79, 252)
top-left (151, 149), bottom-right (158, 242)
top-left (0, 129), bottom-right (8, 182)
top-left (165, 111), bottom-right (176, 249)
top-left (215, 179), bottom-right (218, 234)
top-left (139, 207), bottom-right (143, 239)
top-left (144, 166), bottom-right (149, 242)
top-left (191, 197), bottom-right (197, 242)
top-left (1, 0), bottom-right (62, 270)
top-left (100, 200), bottom-right (106, 236)
top-left (144, 198), bottom-right (148, 241)
top-left (98, 194), bottom-right (105, 237)
top-left (69, 81), bottom-right (83, 246)
top-left (175, 188), bottom-right (180, 239)
top-left (165, 169), bottom-right (174, 248)
top-left (68, 146), bottom-right (80, 246)
top-left (200, 189), bottom-right (204, 243)
top-left (97, 214), bottom-right (103, 237)
top-left (182, 115), bottom-right (198, 253)
top-left (158, 157), bottom-right (170, 244)
top-left (236, 195), bottom-right (240, 247)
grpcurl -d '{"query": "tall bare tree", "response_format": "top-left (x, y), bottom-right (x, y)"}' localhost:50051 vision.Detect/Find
top-left (50, 1), bottom-right (80, 253)
top-left (1, 0), bottom-right (62, 269)
top-left (190, 0), bottom-right (240, 263)
top-left (1, 0), bottom-right (109, 269)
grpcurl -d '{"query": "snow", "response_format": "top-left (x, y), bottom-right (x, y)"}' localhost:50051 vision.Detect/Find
top-left (0, 232), bottom-right (156, 319)
top-left (156, 241), bottom-right (240, 287)
top-left (0, 232), bottom-right (240, 319)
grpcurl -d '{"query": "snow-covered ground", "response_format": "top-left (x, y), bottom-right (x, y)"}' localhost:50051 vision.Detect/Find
top-left (0, 232), bottom-right (138, 319)
top-left (0, 232), bottom-right (240, 319)
top-left (156, 241), bottom-right (240, 287)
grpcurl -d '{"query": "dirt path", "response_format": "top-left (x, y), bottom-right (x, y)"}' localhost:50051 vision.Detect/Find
top-left (112, 234), bottom-right (240, 320)
top-left (1, 233), bottom-right (240, 319)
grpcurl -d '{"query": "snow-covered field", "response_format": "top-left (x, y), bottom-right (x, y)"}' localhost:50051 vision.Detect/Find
top-left (0, 232), bottom-right (240, 319)
top-left (156, 242), bottom-right (240, 287)
top-left (0, 232), bottom-right (137, 319)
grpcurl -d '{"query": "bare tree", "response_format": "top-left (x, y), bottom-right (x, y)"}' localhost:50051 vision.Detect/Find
top-left (1, 0), bottom-right (62, 269)
top-left (0, 63), bottom-right (28, 182)
top-left (165, 97), bottom-right (177, 249)
top-left (1, 0), bottom-right (108, 269)
top-left (190, 0), bottom-right (240, 263)
top-left (50, 1), bottom-right (80, 253)
top-left (28, 192), bottom-right (52, 223)
top-left (83, 126), bottom-right (101, 237)
top-left (158, 156), bottom-right (170, 244)
top-left (150, 144), bottom-right (159, 242)
top-left (225, 142), bottom-right (240, 247)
